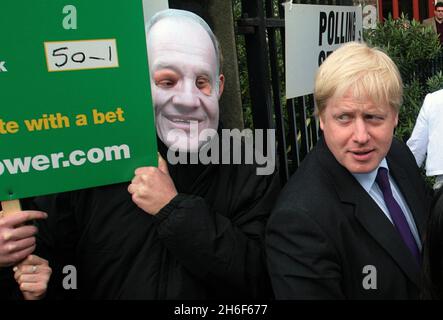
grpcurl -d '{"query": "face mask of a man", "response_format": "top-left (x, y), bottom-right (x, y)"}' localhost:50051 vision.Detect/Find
top-left (147, 17), bottom-right (224, 153)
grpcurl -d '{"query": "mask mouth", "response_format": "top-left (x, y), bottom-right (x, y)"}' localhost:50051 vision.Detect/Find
top-left (164, 114), bottom-right (204, 122)
top-left (163, 115), bottom-right (205, 132)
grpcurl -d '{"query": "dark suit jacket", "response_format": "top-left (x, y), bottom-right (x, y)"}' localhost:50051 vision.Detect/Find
top-left (266, 138), bottom-right (431, 299)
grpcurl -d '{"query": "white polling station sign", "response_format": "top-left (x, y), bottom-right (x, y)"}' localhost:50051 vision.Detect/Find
top-left (285, 4), bottom-right (363, 99)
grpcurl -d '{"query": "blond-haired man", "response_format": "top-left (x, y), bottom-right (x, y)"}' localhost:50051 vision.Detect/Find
top-left (267, 42), bottom-right (431, 299)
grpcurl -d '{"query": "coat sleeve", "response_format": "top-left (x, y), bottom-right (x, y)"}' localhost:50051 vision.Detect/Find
top-left (0, 195), bottom-right (78, 300)
top-left (266, 206), bottom-right (344, 299)
top-left (0, 267), bottom-right (22, 300)
top-left (30, 193), bottom-right (80, 299)
top-left (155, 172), bottom-right (280, 298)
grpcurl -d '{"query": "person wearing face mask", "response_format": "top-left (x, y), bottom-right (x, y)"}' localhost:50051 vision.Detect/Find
top-left (2, 9), bottom-right (280, 300)
top-left (146, 10), bottom-right (222, 154)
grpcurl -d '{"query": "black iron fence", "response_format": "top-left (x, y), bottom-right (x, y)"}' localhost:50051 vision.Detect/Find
top-left (402, 53), bottom-right (443, 85)
top-left (236, 0), bottom-right (352, 184)
top-left (235, 0), bottom-right (443, 185)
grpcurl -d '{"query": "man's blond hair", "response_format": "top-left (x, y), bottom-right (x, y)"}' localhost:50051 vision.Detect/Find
top-left (314, 42), bottom-right (403, 116)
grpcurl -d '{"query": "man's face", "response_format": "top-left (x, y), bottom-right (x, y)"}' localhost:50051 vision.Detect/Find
top-left (435, 6), bottom-right (443, 22)
top-left (319, 90), bottom-right (398, 174)
top-left (147, 18), bottom-right (224, 152)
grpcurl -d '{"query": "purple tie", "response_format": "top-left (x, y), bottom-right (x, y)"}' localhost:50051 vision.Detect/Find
top-left (375, 167), bottom-right (421, 265)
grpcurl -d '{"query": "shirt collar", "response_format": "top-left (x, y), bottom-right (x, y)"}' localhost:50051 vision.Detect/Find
top-left (352, 159), bottom-right (389, 193)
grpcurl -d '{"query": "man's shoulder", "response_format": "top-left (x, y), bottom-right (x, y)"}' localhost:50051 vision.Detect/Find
top-left (423, 17), bottom-right (435, 26)
top-left (274, 149), bottom-right (337, 212)
top-left (388, 137), bottom-right (410, 156)
top-left (388, 138), bottom-right (421, 169)
top-left (390, 137), bottom-right (412, 154)
top-left (271, 170), bottom-right (347, 234)
top-left (280, 140), bottom-right (338, 190)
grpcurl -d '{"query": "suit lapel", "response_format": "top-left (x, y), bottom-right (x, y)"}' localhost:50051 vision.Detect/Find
top-left (353, 197), bottom-right (421, 288)
top-left (315, 139), bottom-right (421, 288)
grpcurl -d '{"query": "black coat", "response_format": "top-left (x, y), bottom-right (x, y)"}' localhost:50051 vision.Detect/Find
top-left (27, 142), bottom-right (280, 299)
top-left (266, 138), bottom-right (431, 299)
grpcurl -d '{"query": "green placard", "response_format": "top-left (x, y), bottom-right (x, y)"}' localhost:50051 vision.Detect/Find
top-left (0, 0), bottom-right (157, 201)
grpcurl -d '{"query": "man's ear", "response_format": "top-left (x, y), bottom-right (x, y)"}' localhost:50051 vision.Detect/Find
top-left (319, 113), bottom-right (325, 131)
top-left (218, 74), bottom-right (225, 98)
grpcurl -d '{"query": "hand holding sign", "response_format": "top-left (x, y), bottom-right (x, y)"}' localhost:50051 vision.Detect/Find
top-left (13, 254), bottom-right (52, 300)
top-left (0, 209), bottom-right (47, 267)
top-left (128, 154), bottom-right (178, 215)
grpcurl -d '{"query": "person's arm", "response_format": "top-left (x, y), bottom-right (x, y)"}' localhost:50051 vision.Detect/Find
top-left (266, 206), bottom-right (344, 299)
top-left (155, 173), bottom-right (279, 298)
top-left (0, 211), bottom-right (47, 267)
top-left (29, 192), bottom-right (80, 299)
top-left (0, 210), bottom-right (47, 299)
top-left (407, 95), bottom-right (431, 167)
top-left (128, 155), bottom-right (280, 298)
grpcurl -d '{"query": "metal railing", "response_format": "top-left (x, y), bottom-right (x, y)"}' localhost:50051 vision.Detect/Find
top-left (236, 0), bottom-right (351, 184)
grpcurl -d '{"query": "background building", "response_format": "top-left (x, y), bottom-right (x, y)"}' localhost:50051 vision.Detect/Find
top-left (379, 0), bottom-right (436, 21)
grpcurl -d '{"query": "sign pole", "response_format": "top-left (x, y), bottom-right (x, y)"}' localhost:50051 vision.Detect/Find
top-left (1, 200), bottom-right (22, 217)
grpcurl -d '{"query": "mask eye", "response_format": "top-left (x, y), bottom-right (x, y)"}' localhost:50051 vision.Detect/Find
top-left (196, 76), bottom-right (212, 95)
top-left (154, 69), bottom-right (179, 89)
top-left (157, 79), bottom-right (175, 88)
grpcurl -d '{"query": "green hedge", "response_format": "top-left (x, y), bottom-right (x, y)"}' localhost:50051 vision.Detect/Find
top-left (364, 14), bottom-right (443, 142)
